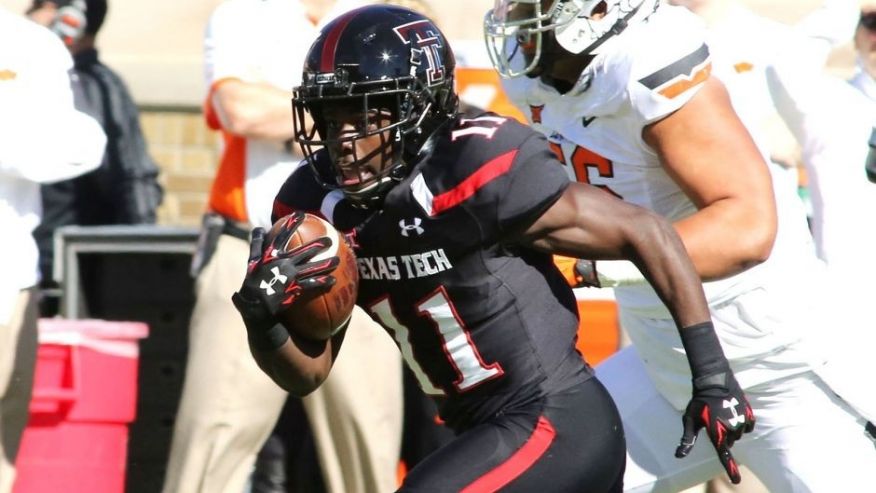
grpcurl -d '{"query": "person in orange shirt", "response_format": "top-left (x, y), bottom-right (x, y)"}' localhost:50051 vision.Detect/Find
top-left (161, 2), bottom-right (402, 493)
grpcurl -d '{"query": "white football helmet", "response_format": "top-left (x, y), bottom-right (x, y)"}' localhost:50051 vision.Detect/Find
top-left (484, 0), bottom-right (659, 78)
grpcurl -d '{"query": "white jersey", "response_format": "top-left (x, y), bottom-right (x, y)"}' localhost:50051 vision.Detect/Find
top-left (503, 5), bottom-right (822, 408)
top-left (0, 8), bottom-right (105, 323)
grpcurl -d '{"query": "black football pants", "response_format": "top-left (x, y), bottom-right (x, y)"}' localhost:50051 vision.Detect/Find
top-left (398, 377), bottom-right (626, 493)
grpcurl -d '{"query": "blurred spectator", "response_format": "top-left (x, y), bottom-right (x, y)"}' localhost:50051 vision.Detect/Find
top-left (852, 4), bottom-right (876, 182)
top-left (767, 63), bottom-right (876, 275)
top-left (0, 6), bottom-right (105, 492)
top-left (25, 0), bottom-right (164, 317)
top-left (851, 3), bottom-right (876, 101)
top-left (161, 2), bottom-right (402, 493)
top-left (671, 2), bottom-right (870, 492)
top-left (668, 0), bottom-right (856, 194)
top-left (667, 1), bottom-right (859, 489)
top-left (779, 2), bottom-right (876, 485)
top-left (763, 26), bottom-right (876, 438)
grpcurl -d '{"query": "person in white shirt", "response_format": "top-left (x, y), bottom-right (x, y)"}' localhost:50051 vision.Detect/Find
top-left (852, 4), bottom-right (876, 182)
top-left (665, 2), bottom-right (866, 491)
top-left (851, 3), bottom-right (876, 101)
top-left (0, 7), bottom-right (105, 493)
top-left (484, 1), bottom-right (876, 491)
top-left (761, 18), bottom-right (876, 462)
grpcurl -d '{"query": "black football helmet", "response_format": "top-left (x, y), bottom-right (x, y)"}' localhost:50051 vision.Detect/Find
top-left (293, 5), bottom-right (458, 209)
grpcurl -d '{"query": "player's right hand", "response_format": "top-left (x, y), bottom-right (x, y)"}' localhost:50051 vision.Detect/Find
top-left (231, 213), bottom-right (339, 328)
top-left (573, 259), bottom-right (601, 288)
top-left (675, 370), bottom-right (756, 484)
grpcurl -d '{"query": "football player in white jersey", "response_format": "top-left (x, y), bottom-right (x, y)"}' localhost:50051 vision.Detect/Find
top-left (485, 1), bottom-right (876, 491)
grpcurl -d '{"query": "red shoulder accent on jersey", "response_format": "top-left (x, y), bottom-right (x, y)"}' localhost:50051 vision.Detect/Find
top-left (431, 149), bottom-right (517, 215)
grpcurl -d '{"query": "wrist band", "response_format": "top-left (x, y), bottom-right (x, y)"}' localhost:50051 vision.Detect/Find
top-left (248, 322), bottom-right (291, 352)
top-left (679, 321), bottom-right (730, 381)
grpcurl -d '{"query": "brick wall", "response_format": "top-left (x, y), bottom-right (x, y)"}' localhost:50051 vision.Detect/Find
top-left (141, 109), bottom-right (221, 227)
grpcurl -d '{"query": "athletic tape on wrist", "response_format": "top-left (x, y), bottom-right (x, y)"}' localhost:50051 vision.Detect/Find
top-left (679, 321), bottom-right (731, 382)
top-left (595, 260), bottom-right (647, 287)
top-left (248, 322), bottom-right (290, 352)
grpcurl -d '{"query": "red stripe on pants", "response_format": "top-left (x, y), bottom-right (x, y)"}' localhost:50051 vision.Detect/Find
top-left (461, 416), bottom-right (556, 493)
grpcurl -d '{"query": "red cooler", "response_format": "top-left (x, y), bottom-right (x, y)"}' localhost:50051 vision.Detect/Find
top-left (14, 319), bottom-right (148, 493)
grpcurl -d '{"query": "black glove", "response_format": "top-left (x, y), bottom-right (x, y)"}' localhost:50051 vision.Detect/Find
top-left (231, 213), bottom-right (339, 350)
top-left (675, 370), bottom-right (756, 484)
top-left (675, 322), bottom-right (756, 484)
top-left (573, 259), bottom-right (601, 288)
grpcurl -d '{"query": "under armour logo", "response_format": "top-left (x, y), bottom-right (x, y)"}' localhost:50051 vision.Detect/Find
top-left (399, 218), bottom-right (424, 237)
top-left (260, 267), bottom-right (288, 295)
top-left (724, 397), bottom-right (746, 427)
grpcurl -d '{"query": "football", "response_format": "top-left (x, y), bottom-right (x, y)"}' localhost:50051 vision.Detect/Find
top-left (267, 213), bottom-right (359, 341)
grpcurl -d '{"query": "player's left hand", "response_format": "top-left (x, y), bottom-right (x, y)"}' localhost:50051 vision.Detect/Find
top-left (675, 371), bottom-right (755, 484)
top-left (232, 214), bottom-right (339, 329)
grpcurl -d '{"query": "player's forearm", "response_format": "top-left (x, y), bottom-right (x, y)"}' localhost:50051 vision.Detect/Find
top-left (212, 80), bottom-right (296, 141)
top-left (249, 334), bottom-right (333, 396)
top-left (621, 211), bottom-right (712, 328)
top-left (525, 184), bottom-right (710, 327)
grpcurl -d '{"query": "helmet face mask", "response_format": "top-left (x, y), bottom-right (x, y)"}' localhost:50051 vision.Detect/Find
top-left (294, 83), bottom-right (411, 208)
top-left (484, 0), bottom-right (567, 78)
top-left (293, 6), bottom-right (457, 209)
top-left (485, 0), bottom-right (658, 78)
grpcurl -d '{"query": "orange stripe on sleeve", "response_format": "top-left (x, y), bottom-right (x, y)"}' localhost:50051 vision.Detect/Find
top-left (733, 62), bottom-right (753, 74)
top-left (658, 62), bottom-right (712, 99)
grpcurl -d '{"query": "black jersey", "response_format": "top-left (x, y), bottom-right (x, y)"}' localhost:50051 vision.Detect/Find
top-left (274, 113), bottom-right (593, 431)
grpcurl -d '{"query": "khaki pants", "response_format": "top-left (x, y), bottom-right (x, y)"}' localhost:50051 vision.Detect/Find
top-left (706, 468), bottom-right (768, 493)
top-left (0, 289), bottom-right (38, 493)
top-left (162, 235), bottom-right (402, 493)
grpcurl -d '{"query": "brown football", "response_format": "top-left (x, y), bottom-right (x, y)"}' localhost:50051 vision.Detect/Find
top-left (267, 213), bottom-right (358, 341)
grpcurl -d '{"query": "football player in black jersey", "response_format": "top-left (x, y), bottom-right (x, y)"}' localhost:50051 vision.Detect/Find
top-left (230, 5), bottom-right (753, 492)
